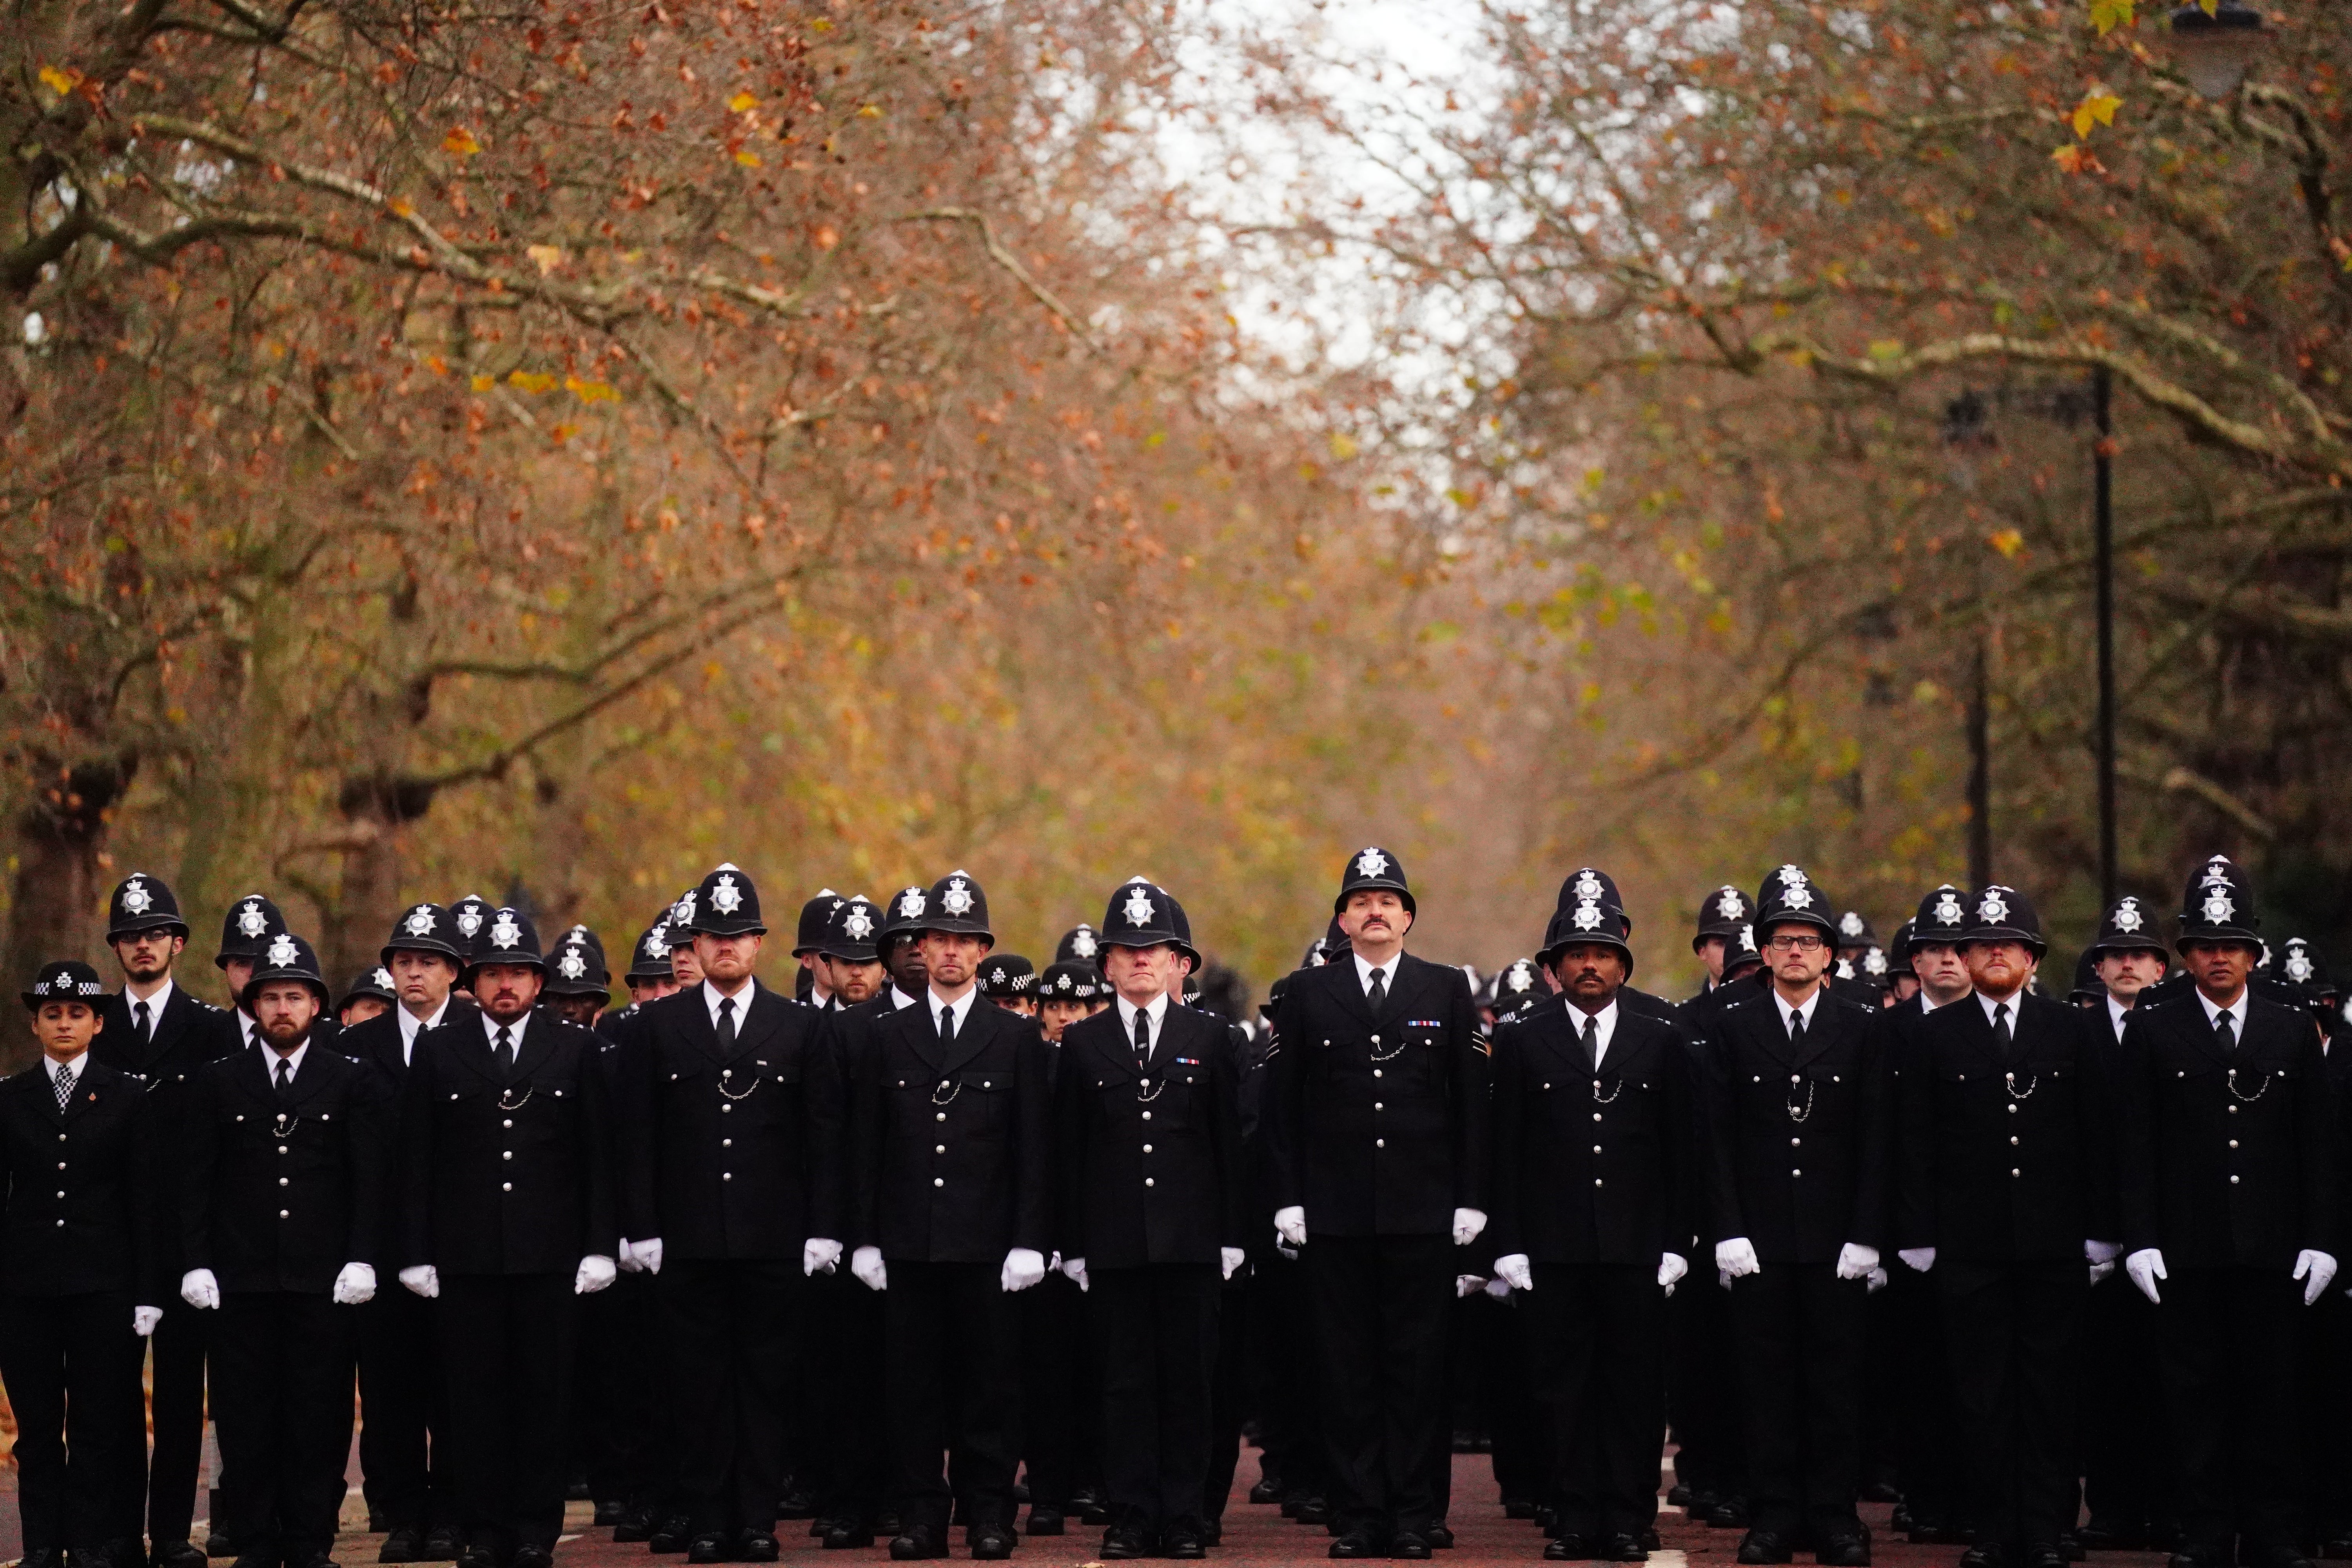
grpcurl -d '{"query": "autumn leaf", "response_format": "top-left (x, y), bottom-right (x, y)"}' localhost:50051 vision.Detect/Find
top-left (1867, 339), bottom-right (1906, 360)
top-left (2087, 0), bottom-right (2137, 34)
top-left (2051, 143), bottom-right (2104, 174)
top-left (2070, 87), bottom-right (2122, 139)
top-left (1989, 528), bottom-right (2026, 559)
top-left (443, 126), bottom-right (482, 158)
top-left (37, 65), bottom-right (79, 97)
top-left (470, 374), bottom-right (494, 392)
top-left (526, 244), bottom-right (563, 275)
top-left (728, 91), bottom-right (759, 112)
top-left (813, 223), bottom-right (840, 250)
top-left (1328, 432), bottom-right (1360, 460)
top-left (734, 149), bottom-right (763, 167)
top-left (565, 375), bottom-right (621, 405)
top-left (857, 103), bottom-right (883, 118)
top-left (507, 370), bottom-right (557, 393)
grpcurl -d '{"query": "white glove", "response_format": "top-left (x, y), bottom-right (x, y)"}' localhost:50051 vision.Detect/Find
top-left (1275, 1240), bottom-right (1299, 1262)
top-left (179, 1268), bottom-right (221, 1310)
top-left (630, 1237), bottom-right (664, 1276)
top-left (1658, 1252), bottom-right (1688, 1296)
top-left (804, 1238), bottom-right (843, 1277)
top-left (1221, 1246), bottom-right (1246, 1281)
top-left (851, 1245), bottom-right (887, 1291)
top-left (1714, 1237), bottom-right (1760, 1279)
top-left (2086, 1240), bottom-right (2120, 1286)
top-left (332, 1262), bottom-right (377, 1305)
top-left (1062, 1256), bottom-right (1089, 1292)
top-left (2296, 1248), bottom-right (2339, 1305)
top-left (2126, 1247), bottom-right (2166, 1304)
top-left (133, 1305), bottom-right (163, 1337)
top-left (1483, 1275), bottom-right (1511, 1299)
top-left (1866, 1265), bottom-right (1889, 1293)
top-left (1274, 1205), bottom-right (1306, 1248)
top-left (1835, 1242), bottom-right (1879, 1281)
top-left (1452, 1207), bottom-right (1488, 1246)
top-left (398, 1264), bottom-right (440, 1299)
top-left (575, 1254), bottom-right (617, 1295)
top-left (1898, 1247), bottom-right (1937, 1273)
top-left (1495, 1253), bottom-right (1535, 1292)
top-left (617, 1239), bottom-right (644, 1274)
top-left (1001, 1247), bottom-right (1047, 1292)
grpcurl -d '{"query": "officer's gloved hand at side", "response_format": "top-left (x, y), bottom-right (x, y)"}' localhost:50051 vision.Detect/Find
top-left (398, 1264), bottom-right (439, 1299)
top-left (1454, 1274), bottom-right (1484, 1299)
top-left (1866, 1266), bottom-right (1889, 1293)
top-left (1834, 1243), bottom-right (1879, 1282)
top-left (574, 1254), bottom-right (617, 1295)
top-left (332, 1262), bottom-right (377, 1305)
top-left (1274, 1206), bottom-right (1307, 1249)
top-left (2125, 1247), bottom-right (2166, 1304)
top-left (628, 1237), bottom-right (664, 1276)
top-left (1062, 1256), bottom-right (1089, 1293)
top-left (1000, 1247), bottom-right (1047, 1293)
top-left (2086, 1239), bottom-right (2121, 1286)
top-left (851, 1245), bottom-right (888, 1292)
top-left (1221, 1246), bottom-right (1246, 1281)
top-left (133, 1305), bottom-right (163, 1338)
top-left (1483, 1276), bottom-right (1511, 1300)
top-left (1658, 1252), bottom-right (1688, 1297)
top-left (803, 1238), bottom-right (843, 1278)
top-left (1452, 1207), bottom-right (1487, 1246)
top-left (1714, 1237), bottom-right (1760, 1280)
top-left (617, 1239), bottom-right (644, 1274)
top-left (2295, 1248), bottom-right (2338, 1305)
top-left (1898, 1247), bottom-right (1937, 1273)
top-left (1494, 1254), bottom-right (1535, 1293)
top-left (180, 1268), bottom-right (221, 1310)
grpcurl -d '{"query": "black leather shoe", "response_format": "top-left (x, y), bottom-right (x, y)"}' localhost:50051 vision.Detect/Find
top-left (1913, 1521), bottom-right (1954, 1547)
top-left (823, 1524), bottom-right (874, 1551)
top-left (1962, 1547), bottom-right (2008, 1568)
top-left (1604, 1535), bottom-right (1649, 1563)
top-left (1505, 1500), bottom-right (1540, 1522)
top-left (511, 1547), bottom-right (553, 1568)
top-left (1330, 1534), bottom-right (1382, 1559)
top-left (2062, 1534), bottom-right (2086, 1563)
top-left (969, 1525), bottom-right (1016, 1561)
top-left (1817, 1532), bottom-right (1870, 1568)
top-left (592, 1501), bottom-right (626, 1529)
top-left (649, 1517), bottom-right (695, 1554)
top-left (1251, 1480), bottom-right (1283, 1506)
top-left (613, 1509), bottom-right (657, 1545)
top-left (203, 1538), bottom-right (238, 1562)
top-left (2024, 1545), bottom-right (2068, 1568)
top-left (1712, 1499), bottom-right (1753, 1530)
top-left (1026, 1510), bottom-right (1064, 1538)
top-left (734, 1531), bottom-right (780, 1562)
top-left (1537, 1509), bottom-right (1561, 1537)
top-left (1739, 1530), bottom-right (1794, 1565)
top-left (290, 1553), bottom-right (335, 1568)
top-left (1667, 1486), bottom-right (1693, 1509)
top-left (1392, 1531), bottom-right (1434, 1559)
top-left (1202, 1520), bottom-right (1223, 1547)
top-left (888, 1529), bottom-right (947, 1562)
top-left (1544, 1539), bottom-right (1594, 1562)
top-left (454, 1550), bottom-right (497, 1568)
top-left (1100, 1528), bottom-right (1149, 1561)
top-left (379, 1529), bottom-right (425, 1564)
top-left (154, 1545), bottom-right (206, 1568)
top-left (23, 1551), bottom-right (62, 1568)
top-left (1426, 1524), bottom-right (1456, 1550)
top-left (1163, 1525), bottom-right (1207, 1561)
top-left (685, 1535), bottom-right (730, 1564)
top-left (226, 1554), bottom-right (278, 1568)
top-left (417, 1528), bottom-right (462, 1563)
top-left (1296, 1499), bottom-right (1334, 1528)
top-left (1082, 1502), bottom-right (1112, 1527)
top-left (778, 1490), bottom-right (816, 1522)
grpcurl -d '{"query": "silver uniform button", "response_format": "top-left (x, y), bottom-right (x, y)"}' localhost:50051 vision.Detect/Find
top-left (1143, 1145), bottom-right (1153, 1154)
top-left (1375, 1138), bottom-right (1385, 1149)
top-left (502, 1183), bottom-right (512, 1192)
top-left (722, 1138), bottom-right (731, 1148)
top-left (279, 1177), bottom-right (289, 1187)
top-left (279, 1209), bottom-right (289, 1218)
top-left (934, 1178), bottom-right (944, 1188)
top-left (1142, 1111), bottom-right (1152, 1121)
top-left (722, 1172), bottom-right (732, 1181)
top-left (2230, 1175), bottom-right (2241, 1184)
top-left (935, 1145), bottom-right (946, 1154)
top-left (1145, 1177), bottom-right (1155, 1187)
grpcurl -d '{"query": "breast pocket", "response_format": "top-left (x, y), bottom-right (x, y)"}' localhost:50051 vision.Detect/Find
top-left (958, 1072), bottom-right (1014, 1138)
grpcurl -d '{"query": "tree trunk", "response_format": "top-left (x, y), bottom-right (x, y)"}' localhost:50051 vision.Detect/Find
top-left (1, 756), bottom-right (134, 1071)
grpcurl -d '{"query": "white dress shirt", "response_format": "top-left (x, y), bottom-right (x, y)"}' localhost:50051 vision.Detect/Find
top-left (48, 1054), bottom-right (83, 1097)
top-left (1566, 998), bottom-right (1620, 1069)
top-left (2196, 987), bottom-right (2246, 1039)
top-left (2107, 995), bottom-right (2132, 1044)
top-left (889, 985), bottom-right (921, 1011)
top-left (124, 978), bottom-right (174, 1043)
top-left (1352, 952), bottom-right (1400, 997)
top-left (1114, 993), bottom-right (1171, 1063)
top-left (263, 1040), bottom-right (310, 1087)
top-left (928, 986), bottom-right (980, 1038)
top-left (703, 978), bottom-right (755, 1030)
top-left (1772, 987), bottom-right (1823, 1035)
top-left (480, 1011), bottom-right (530, 1053)
top-left (1976, 990), bottom-right (2025, 1029)
top-left (397, 996), bottom-right (450, 1065)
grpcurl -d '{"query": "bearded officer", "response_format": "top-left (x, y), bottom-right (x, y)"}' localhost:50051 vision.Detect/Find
top-left (1893, 889), bottom-right (2115, 1568)
top-left (1551, 868), bottom-right (1678, 1025)
top-left (395, 907), bottom-right (618, 1568)
top-left (2117, 857), bottom-right (2336, 1568)
top-left (1054, 879), bottom-right (1247, 1560)
top-left (809, 897), bottom-right (886, 1013)
top-left (3, 960), bottom-right (163, 1568)
top-left (847, 871), bottom-right (1053, 1562)
top-left (1701, 866), bottom-right (1889, 1568)
top-left (1263, 847), bottom-right (1488, 1560)
top-left (93, 876), bottom-right (238, 1568)
top-left (1489, 889), bottom-right (1695, 1564)
top-left (615, 864), bottom-right (844, 1563)
top-left (338, 905), bottom-right (471, 1564)
top-left (179, 933), bottom-right (391, 1568)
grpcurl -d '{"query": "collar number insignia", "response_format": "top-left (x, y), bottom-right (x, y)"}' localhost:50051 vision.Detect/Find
top-left (1123, 887), bottom-right (1156, 927)
top-left (942, 880), bottom-right (975, 917)
top-left (404, 905), bottom-right (437, 937)
top-left (1355, 848), bottom-right (1390, 880)
top-left (711, 874), bottom-right (743, 915)
top-left (237, 900), bottom-right (269, 938)
top-left (489, 911), bottom-right (522, 950)
top-left (843, 907), bottom-right (875, 942)
top-left (264, 933), bottom-right (298, 969)
top-left (121, 878), bottom-right (152, 915)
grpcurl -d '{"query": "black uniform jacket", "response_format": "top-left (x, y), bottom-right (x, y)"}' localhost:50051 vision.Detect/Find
top-left (183, 1043), bottom-right (394, 1293)
top-left (1489, 994), bottom-right (1695, 1268)
top-left (1263, 952), bottom-right (1489, 1237)
top-left (96, 983), bottom-right (239, 1278)
top-left (0, 1056), bottom-right (154, 1298)
top-left (616, 980), bottom-right (845, 1258)
top-left (2116, 990), bottom-right (2335, 1269)
top-left (1619, 984), bottom-right (1682, 1027)
top-left (849, 993), bottom-right (1052, 1263)
top-left (1054, 1002), bottom-right (1247, 1269)
top-left (339, 997), bottom-right (478, 1087)
top-left (1699, 985), bottom-right (1890, 1263)
top-left (397, 1008), bottom-right (619, 1275)
top-left (1895, 990), bottom-right (2116, 1261)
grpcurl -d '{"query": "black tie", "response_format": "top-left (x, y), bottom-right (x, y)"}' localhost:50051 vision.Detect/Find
top-left (1582, 1014), bottom-right (1601, 1073)
top-left (716, 995), bottom-right (737, 1053)
top-left (274, 1057), bottom-right (294, 1100)
top-left (134, 1000), bottom-right (151, 1045)
top-left (493, 1025), bottom-right (515, 1079)
top-left (1788, 1008), bottom-right (1806, 1051)
top-left (1993, 1001), bottom-right (2014, 1063)
top-left (940, 1005), bottom-right (956, 1050)
top-left (1134, 1007), bottom-right (1152, 1072)
top-left (2216, 1008), bottom-right (2236, 1058)
top-left (1366, 967), bottom-right (1387, 1011)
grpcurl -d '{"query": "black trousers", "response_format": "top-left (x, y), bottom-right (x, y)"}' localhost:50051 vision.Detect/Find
top-left (659, 1258), bottom-right (804, 1534)
top-left (1668, 1269), bottom-right (1744, 1502)
top-left (1251, 1245), bottom-right (1322, 1500)
top-left (1937, 1261), bottom-right (2086, 1552)
top-left (1018, 1270), bottom-right (1083, 1514)
top-left (436, 1272), bottom-right (580, 1554)
top-left (2158, 1266), bottom-right (2304, 1563)
top-left (147, 1294), bottom-right (212, 1544)
top-left (212, 1292), bottom-right (358, 1560)
top-left (1304, 1233), bottom-right (1452, 1541)
top-left (0, 1292), bottom-right (147, 1552)
top-left (2301, 1285), bottom-right (2352, 1541)
top-left (1485, 1292), bottom-right (1546, 1508)
top-left (1088, 1263), bottom-right (1221, 1534)
top-left (1524, 1263), bottom-right (1666, 1541)
top-left (579, 1269), bottom-right (663, 1510)
top-left (1887, 1261), bottom-right (1955, 1526)
top-left (811, 1269), bottom-right (886, 1527)
top-left (1202, 1270), bottom-right (1250, 1525)
top-left (1728, 1263), bottom-right (1868, 1538)
top-left (883, 1261), bottom-right (1022, 1537)
top-left (358, 1283), bottom-right (446, 1530)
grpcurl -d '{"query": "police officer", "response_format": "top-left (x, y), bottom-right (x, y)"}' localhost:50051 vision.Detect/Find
top-left (96, 876), bottom-right (239, 1568)
top-left (1551, 869), bottom-right (1678, 1025)
top-left (847, 872), bottom-right (1053, 1562)
top-left (615, 864), bottom-right (845, 1563)
top-left (1263, 847), bottom-right (1488, 1560)
top-left (336, 968), bottom-right (397, 1029)
top-left (1893, 888), bottom-right (2115, 1568)
top-left (614, 915), bottom-right (683, 1017)
top-left (809, 897), bottom-right (886, 1013)
top-left (793, 892), bottom-right (843, 1005)
top-left (339, 904), bottom-right (472, 1564)
top-left (1489, 888), bottom-right (1695, 1563)
top-left (543, 926), bottom-right (610, 1029)
top-left (979, 956), bottom-right (1038, 1017)
top-left (179, 933), bottom-right (392, 1568)
top-left (1700, 865), bottom-right (1888, 1568)
top-left (1055, 879), bottom-right (1247, 1559)
top-left (218, 893), bottom-right (292, 1050)
top-left (2, 960), bottom-right (161, 1568)
top-left (395, 907), bottom-right (619, 1568)
top-left (1036, 964), bottom-right (1105, 1042)
top-left (2116, 857), bottom-right (2336, 1568)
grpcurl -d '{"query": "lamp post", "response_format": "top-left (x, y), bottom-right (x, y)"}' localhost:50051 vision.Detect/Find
top-left (1941, 393), bottom-right (1997, 889)
top-left (2093, 367), bottom-right (2117, 908)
